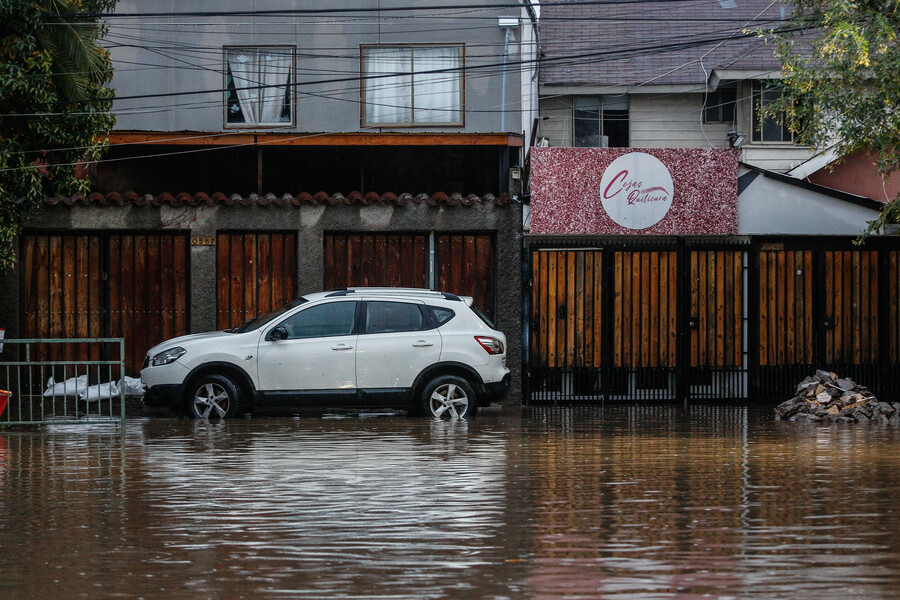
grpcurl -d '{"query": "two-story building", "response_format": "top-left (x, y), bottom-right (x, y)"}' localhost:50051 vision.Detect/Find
top-left (523, 0), bottom-right (899, 406)
top-left (1, 1), bottom-right (540, 399)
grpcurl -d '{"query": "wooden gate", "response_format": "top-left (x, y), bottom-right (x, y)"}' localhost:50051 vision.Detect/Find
top-left (436, 233), bottom-right (496, 319)
top-left (755, 245), bottom-right (883, 398)
top-left (526, 237), bottom-right (900, 404)
top-left (22, 234), bottom-right (103, 364)
top-left (22, 233), bottom-right (190, 374)
top-left (324, 233), bottom-right (427, 290)
top-left (526, 239), bottom-right (750, 403)
top-left (216, 232), bottom-right (296, 330)
top-left (688, 249), bottom-right (746, 399)
top-left (324, 232), bottom-right (497, 319)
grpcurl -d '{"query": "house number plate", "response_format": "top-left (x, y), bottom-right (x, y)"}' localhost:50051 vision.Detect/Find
top-left (191, 237), bottom-right (216, 246)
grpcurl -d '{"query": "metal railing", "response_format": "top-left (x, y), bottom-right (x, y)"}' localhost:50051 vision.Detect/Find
top-left (0, 339), bottom-right (127, 426)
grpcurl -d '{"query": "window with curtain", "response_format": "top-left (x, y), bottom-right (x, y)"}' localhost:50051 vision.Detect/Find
top-left (361, 45), bottom-right (463, 126)
top-left (225, 47), bottom-right (293, 126)
top-left (573, 96), bottom-right (629, 147)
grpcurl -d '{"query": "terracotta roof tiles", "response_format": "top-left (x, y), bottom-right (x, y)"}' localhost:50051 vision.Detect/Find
top-left (43, 191), bottom-right (511, 208)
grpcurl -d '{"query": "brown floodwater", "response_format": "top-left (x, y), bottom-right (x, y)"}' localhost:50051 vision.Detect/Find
top-left (1, 406), bottom-right (899, 599)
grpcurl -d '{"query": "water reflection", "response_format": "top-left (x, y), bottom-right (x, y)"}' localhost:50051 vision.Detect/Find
top-left (1, 408), bottom-right (900, 598)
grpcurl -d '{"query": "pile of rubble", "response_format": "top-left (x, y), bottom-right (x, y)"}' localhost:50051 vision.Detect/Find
top-left (775, 370), bottom-right (898, 424)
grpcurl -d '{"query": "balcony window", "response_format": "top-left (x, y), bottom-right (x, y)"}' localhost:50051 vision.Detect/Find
top-left (225, 47), bottom-right (293, 126)
top-left (361, 45), bottom-right (463, 127)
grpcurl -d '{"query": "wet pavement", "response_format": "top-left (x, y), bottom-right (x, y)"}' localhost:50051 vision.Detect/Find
top-left (2, 406), bottom-right (900, 599)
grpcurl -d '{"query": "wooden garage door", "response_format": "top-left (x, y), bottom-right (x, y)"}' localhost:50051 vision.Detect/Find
top-left (109, 235), bottom-right (190, 374)
top-left (22, 233), bottom-right (190, 374)
top-left (22, 234), bottom-right (103, 363)
top-left (324, 232), bottom-right (496, 319)
top-left (436, 233), bottom-right (496, 320)
top-left (216, 232), bottom-right (297, 330)
top-left (324, 233), bottom-right (427, 290)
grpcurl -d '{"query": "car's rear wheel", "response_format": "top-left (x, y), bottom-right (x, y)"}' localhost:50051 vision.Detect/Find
top-left (188, 374), bottom-right (239, 419)
top-left (421, 375), bottom-right (476, 419)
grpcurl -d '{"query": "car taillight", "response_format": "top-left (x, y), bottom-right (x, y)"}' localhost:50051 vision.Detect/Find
top-left (475, 336), bottom-right (504, 355)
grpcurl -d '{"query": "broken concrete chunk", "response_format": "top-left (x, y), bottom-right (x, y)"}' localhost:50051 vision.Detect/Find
top-left (776, 372), bottom-right (882, 425)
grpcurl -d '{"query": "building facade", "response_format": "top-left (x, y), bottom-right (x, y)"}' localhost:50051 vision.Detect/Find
top-left (1, 1), bottom-right (541, 402)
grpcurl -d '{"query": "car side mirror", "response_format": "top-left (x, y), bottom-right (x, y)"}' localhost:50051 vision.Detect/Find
top-left (269, 325), bottom-right (288, 341)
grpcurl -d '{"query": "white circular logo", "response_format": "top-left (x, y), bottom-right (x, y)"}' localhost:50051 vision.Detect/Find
top-left (598, 153), bottom-right (674, 230)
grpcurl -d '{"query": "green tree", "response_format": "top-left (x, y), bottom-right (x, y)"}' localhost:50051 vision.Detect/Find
top-left (766, 0), bottom-right (900, 235)
top-left (0, 0), bottom-right (116, 270)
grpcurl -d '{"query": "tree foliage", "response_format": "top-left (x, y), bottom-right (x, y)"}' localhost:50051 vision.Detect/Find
top-left (0, 0), bottom-right (116, 270)
top-left (767, 0), bottom-right (900, 235)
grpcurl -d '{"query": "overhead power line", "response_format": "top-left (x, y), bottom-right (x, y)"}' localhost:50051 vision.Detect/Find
top-left (67, 0), bottom-right (734, 20)
top-left (14, 23), bottom-right (808, 110)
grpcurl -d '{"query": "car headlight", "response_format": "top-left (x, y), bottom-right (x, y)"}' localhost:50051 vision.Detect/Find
top-left (152, 346), bottom-right (186, 366)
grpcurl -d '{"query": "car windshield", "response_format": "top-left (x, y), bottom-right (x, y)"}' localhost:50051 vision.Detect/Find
top-left (231, 298), bottom-right (307, 333)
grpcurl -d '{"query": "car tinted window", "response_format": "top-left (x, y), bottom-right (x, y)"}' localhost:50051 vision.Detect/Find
top-left (278, 301), bottom-right (356, 339)
top-left (471, 305), bottom-right (497, 330)
top-left (365, 301), bottom-right (423, 334)
top-left (233, 298), bottom-right (307, 333)
top-left (428, 306), bottom-right (455, 327)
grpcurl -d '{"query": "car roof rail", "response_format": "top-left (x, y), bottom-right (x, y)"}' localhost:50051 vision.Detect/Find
top-left (322, 288), bottom-right (464, 302)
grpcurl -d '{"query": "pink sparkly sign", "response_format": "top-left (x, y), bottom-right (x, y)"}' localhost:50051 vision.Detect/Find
top-left (530, 148), bottom-right (738, 235)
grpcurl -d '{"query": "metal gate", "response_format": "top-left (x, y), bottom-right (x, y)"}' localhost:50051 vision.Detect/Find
top-left (525, 236), bottom-right (900, 404)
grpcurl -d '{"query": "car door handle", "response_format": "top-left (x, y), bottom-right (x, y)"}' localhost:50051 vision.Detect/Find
top-left (332, 344), bottom-right (354, 351)
top-left (412, 341), bottom-right (434, 347)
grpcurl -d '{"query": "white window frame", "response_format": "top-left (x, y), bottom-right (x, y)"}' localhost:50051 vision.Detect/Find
top-left (572, 96), bottom-right (630, 148)
top-left (224, 46), bottom-right (295, 128)
top-left (750, 80), bottom-right (798, 144)
top-left (360, 44), bottom-right (465, 128)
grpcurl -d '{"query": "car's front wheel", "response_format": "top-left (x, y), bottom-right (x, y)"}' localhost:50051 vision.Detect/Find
top-left (188, 374), bottom-right (239, 419)
top-left (421, 375), bottom-right (476, 419)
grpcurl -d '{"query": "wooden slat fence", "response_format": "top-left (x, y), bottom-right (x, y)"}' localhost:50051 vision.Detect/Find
top-left (530, 249), bottom-right (602, 370)
top-left (891, 251), bottom-right (900, 365)
top-left (758, 250), bottom-right (814, 367)
top-left (823, 250), bottom-right (879, 365)
top-left (613, 251), bottom-right (677, 369)
top-left (109, 234), bottom-right (189, 374)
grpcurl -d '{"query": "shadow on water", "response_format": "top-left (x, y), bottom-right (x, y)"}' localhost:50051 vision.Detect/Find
top-left (1, 406), bottom-right (900, 598)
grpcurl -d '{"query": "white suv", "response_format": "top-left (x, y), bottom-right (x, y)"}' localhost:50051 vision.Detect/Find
top-left (141, 288), bottom-right (510, 419)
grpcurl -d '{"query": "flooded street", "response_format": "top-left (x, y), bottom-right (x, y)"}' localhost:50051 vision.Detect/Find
top-left (2, 407), bottom-right (900, 599)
